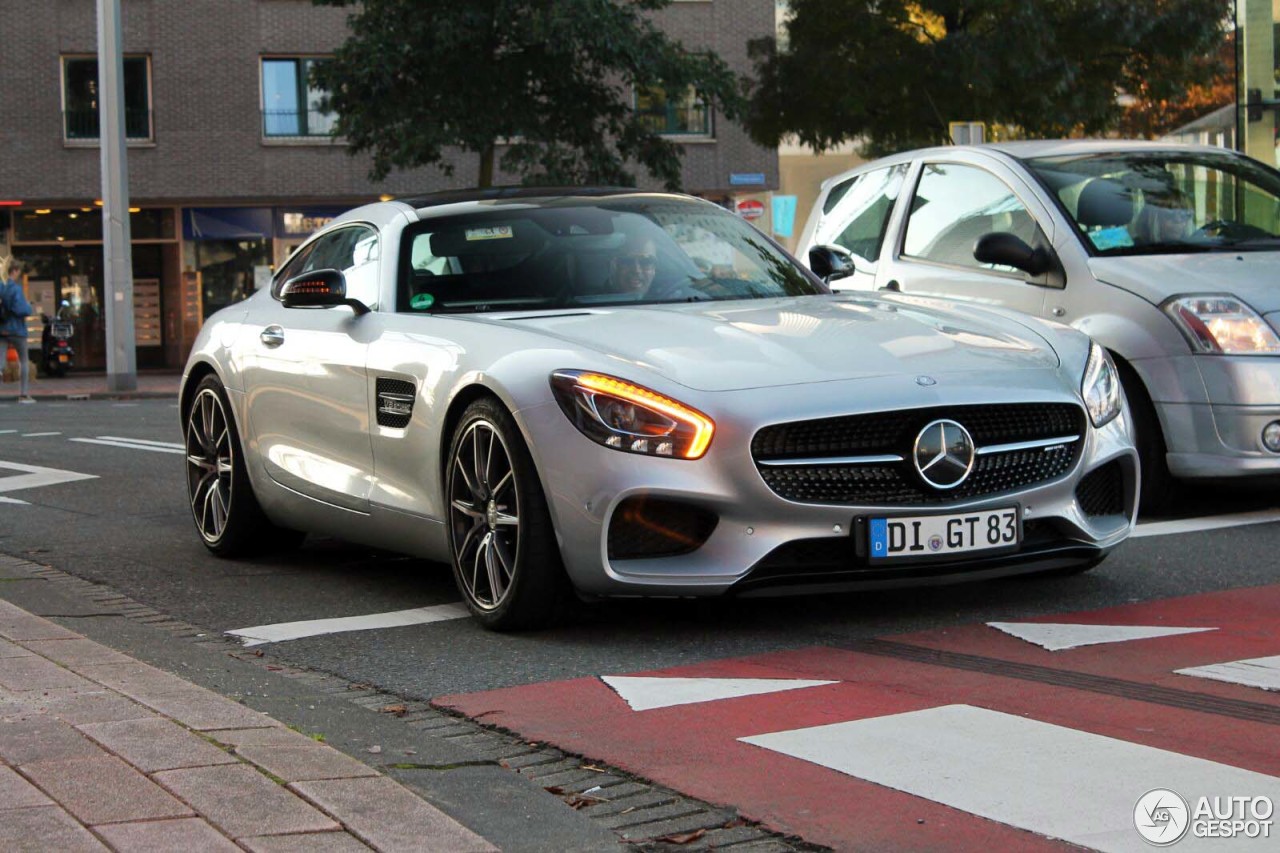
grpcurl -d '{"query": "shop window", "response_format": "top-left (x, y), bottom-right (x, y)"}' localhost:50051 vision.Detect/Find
top-left (262, 58), bottom-right (337, 138)
top-left (636, 85), bottom-right (711, 137)
top-left (13, 208), bottom-right (173, 243)
top-left (62, 56), bottom-right (152, 142)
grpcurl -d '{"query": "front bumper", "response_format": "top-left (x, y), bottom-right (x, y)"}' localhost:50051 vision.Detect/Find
top-left (521, 375), bottom-right (1138, 598)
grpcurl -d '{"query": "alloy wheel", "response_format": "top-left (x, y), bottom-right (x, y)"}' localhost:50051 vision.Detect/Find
top-left (185, 387), bottom-right (235, 543)
top-left (449, 418), bottom-right (521, 611)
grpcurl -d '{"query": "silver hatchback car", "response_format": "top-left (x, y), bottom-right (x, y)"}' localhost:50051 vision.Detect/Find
top-left (799, 140), bottom-right (1280, 509)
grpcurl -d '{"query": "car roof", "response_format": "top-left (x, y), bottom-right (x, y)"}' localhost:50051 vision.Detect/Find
top-left (328, 186), bottom-right (707, 229)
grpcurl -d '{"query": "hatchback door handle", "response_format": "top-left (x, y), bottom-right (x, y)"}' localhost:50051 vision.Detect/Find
top-left (260, 325), bottom-right (285, 347)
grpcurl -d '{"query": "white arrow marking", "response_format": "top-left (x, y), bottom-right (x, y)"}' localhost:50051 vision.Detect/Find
top-left (987, 622), bottom-right (1215, 651)
top-left (227, 604), bottom-right (471, 646)
top-left (600, 676), bottom-right (837, 711)
top-left (741, 705), bottom-right (1280, 853)
top-left (1176, 655), bottom-right (1280, 692)
top-left (0, 460), bottom-right (98, 495)
top-left (70, 438), bottom-right (184, 454)
top-left (1133, 508), bottom-right (1280, 537)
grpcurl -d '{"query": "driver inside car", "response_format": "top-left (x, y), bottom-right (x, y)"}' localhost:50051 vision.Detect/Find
top-left (604, 233), bottom-right (659, 295)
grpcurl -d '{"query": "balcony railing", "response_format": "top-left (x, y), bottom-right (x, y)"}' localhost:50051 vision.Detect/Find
top-left (262, 108), bottom-right (339, 139)
top-left (64, 106), bottom-right (153, 141)
top-left (638, 102), bottom-right (711, 137)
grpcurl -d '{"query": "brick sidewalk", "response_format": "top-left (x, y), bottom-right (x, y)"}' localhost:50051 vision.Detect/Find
top-left (0, 598), bottom-right (496, 852)
top-left (1, 370), bottom-right (181, 403)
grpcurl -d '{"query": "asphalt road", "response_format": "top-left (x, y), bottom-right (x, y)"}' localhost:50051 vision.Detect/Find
top-left (1, 398), bottom-right (1277, 702)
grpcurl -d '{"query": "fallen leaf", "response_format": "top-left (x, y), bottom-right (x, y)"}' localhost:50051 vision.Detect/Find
top-left (379, 704), bottom-right (408, 716)
top-left (655, 828), bottom-right (707, 844)
top-left (581, 764), bottom-right (607, 773)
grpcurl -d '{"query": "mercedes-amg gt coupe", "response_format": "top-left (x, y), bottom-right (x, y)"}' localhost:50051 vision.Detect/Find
top-left (181, 188), bottom-right (1138, 630)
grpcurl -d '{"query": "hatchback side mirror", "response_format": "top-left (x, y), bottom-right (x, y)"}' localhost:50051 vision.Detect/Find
top-left (973, 233), bottom-right (1053, 277)
top-left (808, 244), bottom-right (856, 282)
top-left (280, 269), bottom-right (370, 315)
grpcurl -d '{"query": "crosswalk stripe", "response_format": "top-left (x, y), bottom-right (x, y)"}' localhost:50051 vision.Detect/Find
top-left (21, 432), bottom-right (62, 437)
top-left (987, 622), bottom-right (1215, 651)
top-left (742, 704), bottom-right (1280, 852)
top-left (227, 604), bottom-right (471, 646)
top-left (601, 676), bottom-right (837, 711)
top-left (98, 436), bottom-right (185, 450)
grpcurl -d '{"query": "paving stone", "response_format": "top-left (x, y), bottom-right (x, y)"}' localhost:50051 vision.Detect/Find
top-left (600, 800), bottom-right (705, 830)
top-left (554, 773), bottom-right (625, 794)
top-left (206, 727), bottom-right (322, 749)
top-left (496, 750), bottom-right (560, 770)
top-left (617, 809), bottom-right (736, 841)
top-left (0, 611), bottom-right (80, 642)
top-left (532, 768), bottom-right (603, 789)
top-left (0, 717), bottom-right (102, 764)
top-left (240, 831), bottom-right (374, 852)
top-left (519, 757), bottom-right (582, 779)
top-left (131, 688), bottom-right (283, 732)
top-left (232, 744), bottom-right (380, 783)
top-left (23, 638), bottom-right (134, 667)
top-left (578, 781), bottom-right (655, 804)
top-left (79, 717), bottom-right (240, 773)
top-left (155, 764), bottom-right (339, 838)
top-left (68, 662), bottom-right (193, 696)
top-left (0, 656), bottom-right (98, 692)
top-left (21, 755), bottom-right (193, 824)
top-left (685, 825), bottom-right (776, 849)
top-left (292, 775), bottom-right (496, 853)
top-left (93, 817), bottom-right (240, 852)
top-left (717, 840), bottom-right (799, 852)
top-left (0, 639), bottom-right (35, 659)
top-left (0, 804), bottom-right (109, 852)
top-left (0, 764), bottom-right (52, 809)
top-left (13, 690), bottom-right (153, 726)
top-left (581, 789), bottom-right (677, 819)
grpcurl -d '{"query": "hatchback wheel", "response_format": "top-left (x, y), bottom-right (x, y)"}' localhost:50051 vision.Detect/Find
top-left (447, 397), bottom-right (568, 630)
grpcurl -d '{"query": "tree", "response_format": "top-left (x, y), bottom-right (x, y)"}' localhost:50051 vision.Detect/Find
top-left (311, 0), bottom-right (744, 189)
top-left (1116, 30), bottom-right (1234, 139)
top-left (746, 0), bottom-right (1230, 156)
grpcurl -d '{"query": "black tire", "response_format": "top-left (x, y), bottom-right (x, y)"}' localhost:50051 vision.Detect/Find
top-left (184, 375), bottom-right (302, 556)
top-left (1115, 360), bottom-right (1175, 514)
top-left (446, 397), bottom-right (570, 631)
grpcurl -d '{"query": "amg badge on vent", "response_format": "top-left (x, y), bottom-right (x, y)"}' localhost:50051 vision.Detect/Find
top-left (375, 378), bottom-right (417, 428)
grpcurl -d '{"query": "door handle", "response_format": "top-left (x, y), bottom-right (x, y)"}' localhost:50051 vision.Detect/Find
top-left (259, 325), bottom-right (285, 347)
top-left (881, 280), bottom-right (901, 292)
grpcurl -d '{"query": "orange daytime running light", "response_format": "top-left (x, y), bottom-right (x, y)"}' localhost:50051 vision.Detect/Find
top-left (576, 372), bottom-right (714, 459)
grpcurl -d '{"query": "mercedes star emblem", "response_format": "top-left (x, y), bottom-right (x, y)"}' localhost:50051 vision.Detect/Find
top-left (915, 375), bottom-right (937, 386)
top-left (913, 419), bottom-right (975, 489)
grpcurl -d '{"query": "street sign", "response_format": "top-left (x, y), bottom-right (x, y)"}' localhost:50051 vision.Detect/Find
top-left (736, 199), bottom-right (765, 221)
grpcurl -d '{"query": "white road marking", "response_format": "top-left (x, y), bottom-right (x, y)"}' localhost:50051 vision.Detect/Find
top-left (21, 432), bottom-right (62, 438)
top-left (98, 436), bottom-right (185, 450)
top-left (0, 460), bottom-right (97, 496)
top-left (987, 622), bottom-right (1215, 651)
top-left (1133, 508), bottom-right (1280, 538)
top-left (0, 430), bottom-right (17, 434)
top-left (69, 437), bottom-right (184, 454)
top-left (1176, 655), bottom-right (1280, 692)
top-left (226, 604), bottom-right (471, 646)
top-left (601, 676), bottom-right (837, 712)
top-left (0, 497), bottom-right (29, 505)
top-left (741, 704), bottom-right (1280, 852)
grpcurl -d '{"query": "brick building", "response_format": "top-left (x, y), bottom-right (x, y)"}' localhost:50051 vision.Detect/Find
top-left (0, 0), bottom-right (776, 370)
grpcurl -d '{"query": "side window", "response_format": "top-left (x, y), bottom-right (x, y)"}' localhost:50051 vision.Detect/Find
top-left (273, 226), bottom-right (380, 306)
top-left (813, 164), bottom-right (908, 266)
top-left (903, 163), bottom-right (1043, 272)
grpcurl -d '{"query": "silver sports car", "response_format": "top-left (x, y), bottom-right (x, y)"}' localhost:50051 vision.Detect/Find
top-left (181, 188), bottom-right (1138, 630)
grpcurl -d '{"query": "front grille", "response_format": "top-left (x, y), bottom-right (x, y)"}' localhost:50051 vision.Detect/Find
top-left (1076, 460), bottom-right (1126, 517)
top-left (753, 404), bottom-right (1084, 505)
top-left (607, 496), bottom-right (718, 560)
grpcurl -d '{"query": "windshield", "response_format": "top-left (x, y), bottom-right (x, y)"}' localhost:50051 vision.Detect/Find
top-left (1023, 151), bottom-right (1280, 256)
top-left (398, 197), bottom-right (824, 314)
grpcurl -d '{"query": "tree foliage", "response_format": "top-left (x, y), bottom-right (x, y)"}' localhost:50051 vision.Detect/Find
top-left (746, 0), bottom-right (1231, 156)
top-left (312, 0), bottom-right (743, 189)
top-left (1116, 30), bottom-right (1234, 139)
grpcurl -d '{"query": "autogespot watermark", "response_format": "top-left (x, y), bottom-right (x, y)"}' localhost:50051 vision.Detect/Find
top-left (1134, 788), bottom-right (1274, 845)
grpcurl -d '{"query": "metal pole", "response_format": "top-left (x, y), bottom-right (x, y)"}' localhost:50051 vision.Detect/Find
top-left (97, 0), bottom-right (136, 391)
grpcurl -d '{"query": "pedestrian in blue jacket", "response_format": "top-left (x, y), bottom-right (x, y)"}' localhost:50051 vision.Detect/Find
top-left (1, 259), bottom-right (35, 403)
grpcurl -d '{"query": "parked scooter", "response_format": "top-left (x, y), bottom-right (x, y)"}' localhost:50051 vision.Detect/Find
top-left (40, 314), bottom-right (75, 378)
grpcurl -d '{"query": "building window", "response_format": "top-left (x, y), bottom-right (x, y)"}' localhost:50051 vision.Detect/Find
top-left (636, 85), bottom-right (711, 137)
top-left (262, 58), bottom-right (336, 138)
top-left (62, 56), bottom-right (152, 141)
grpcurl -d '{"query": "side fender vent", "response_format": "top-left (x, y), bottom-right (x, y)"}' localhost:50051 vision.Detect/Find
top-left (376, 378), bottom-right (416, 429)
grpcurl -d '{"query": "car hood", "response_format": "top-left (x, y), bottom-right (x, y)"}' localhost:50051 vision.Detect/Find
top-left (497, 295), bottom-right (1059, 392)
top-left (1090, 252), bottom-right (1280, 313)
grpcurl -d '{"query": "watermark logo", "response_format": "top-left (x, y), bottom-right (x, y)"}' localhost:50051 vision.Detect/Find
top-left (1134, 789), bottom-right (1190, 846)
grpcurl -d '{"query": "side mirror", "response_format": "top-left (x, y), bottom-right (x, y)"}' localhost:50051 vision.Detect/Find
top-left (279, 269), bottom-right (370, 315)
top-left (808, 244), bottom-right (856, 282)
top-left (973, 232), bottom-right (1053, 277)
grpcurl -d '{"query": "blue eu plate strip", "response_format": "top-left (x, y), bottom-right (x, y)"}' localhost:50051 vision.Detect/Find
top-left (869, 518), bottom-right (888, 559)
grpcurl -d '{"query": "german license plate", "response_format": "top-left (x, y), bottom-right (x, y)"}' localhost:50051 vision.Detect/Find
top-left (868, 507), bottom-right (1020, 559)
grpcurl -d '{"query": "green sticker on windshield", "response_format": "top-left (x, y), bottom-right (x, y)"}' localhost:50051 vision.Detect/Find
top-left (410, 293), bottom-right (435, 310)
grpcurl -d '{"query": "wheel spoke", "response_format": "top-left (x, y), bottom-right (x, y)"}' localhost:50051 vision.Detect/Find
top-left (451, 498), bottom-right (484, 520)
top-left (490, 469), bottom-right (513, 501)
top-left (473, 427), bottom-right (487, 492)
top-left (493, 510), bottom-right (519, 527)
top-left (484, 537), bottom-right (506, 602)
top-left (454, 454), bottom-right (479, 500)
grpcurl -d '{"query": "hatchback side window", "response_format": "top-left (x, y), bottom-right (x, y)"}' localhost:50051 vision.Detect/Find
top-left (903, 163), bottom-right (1043, 272)
top-left (813, 164), bottom-right (908, 266)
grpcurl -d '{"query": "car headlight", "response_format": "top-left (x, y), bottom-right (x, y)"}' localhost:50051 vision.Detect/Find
top-left (1163, 295), bottom-right (1280, 354)
top-left (550, 370), bottom-right (715, 459)
top-left (1082, 342), bottom-right (1121, 428)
